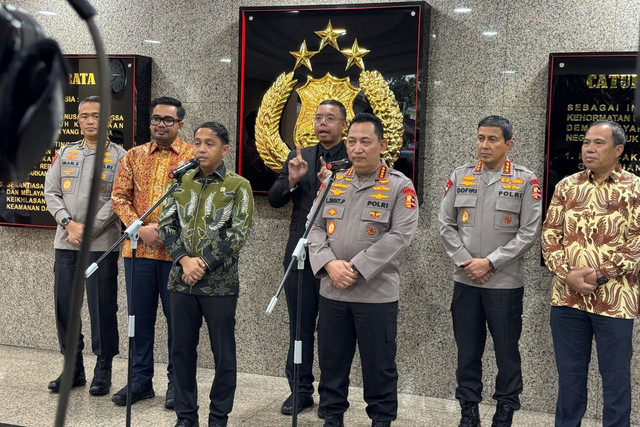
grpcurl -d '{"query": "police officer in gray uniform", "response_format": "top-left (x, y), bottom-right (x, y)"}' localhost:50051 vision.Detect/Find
top-left (308, 113), bottom-right (419, 427)
top-left (438, 115), bottom-right (542, 427)
top-left (44, 96), bottom-right (126, 396)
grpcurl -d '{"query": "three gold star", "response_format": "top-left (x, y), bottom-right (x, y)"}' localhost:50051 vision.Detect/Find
top-left (290, 40), bottom-right (319, 71)
top-left (341, 39), bottom-right (370, 71)
top-left (314, 20), bottom-right (346, 51)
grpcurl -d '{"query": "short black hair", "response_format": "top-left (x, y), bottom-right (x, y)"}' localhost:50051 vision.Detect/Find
top-left (194, 121), bottom-right (229, 145)
top-left (151, 96), bottom-right (185, 121)
top-left (477, 115), bottom-right (513, 141)
top-left (588, 120), bottom-right (626, 146)
top-left (78, 95), bottom-right (108, 114)
top-left (318, 99), bottom-right (347, 120)
top-left (348, 112), bottom-right (384, 141)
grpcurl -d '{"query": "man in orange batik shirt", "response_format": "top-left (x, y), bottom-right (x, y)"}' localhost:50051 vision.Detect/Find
top-left (111, 96), bottom-right (193, 409)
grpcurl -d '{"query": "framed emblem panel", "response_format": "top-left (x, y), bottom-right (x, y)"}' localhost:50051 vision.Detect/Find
top-left (237, 2), bottom-right (430, 199)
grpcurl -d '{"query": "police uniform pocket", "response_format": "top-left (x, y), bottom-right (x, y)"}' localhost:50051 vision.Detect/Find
top-left (357, 207), bottom-right (390, 241)
top-left (495, 197), bottom-right (521, 229)
top-left (322, 205), bottom-right (344, 239)
top-left (454, 195), bottom-right (476, 227)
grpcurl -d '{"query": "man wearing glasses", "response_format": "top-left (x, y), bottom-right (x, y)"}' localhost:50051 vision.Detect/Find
top-left (268, 100), bottom-right (348, 417)
top-left (111, 96), bottom-right (193, 408)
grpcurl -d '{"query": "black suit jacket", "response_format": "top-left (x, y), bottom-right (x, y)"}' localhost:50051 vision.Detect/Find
top-left (268, 143), bottom-right (347, 267)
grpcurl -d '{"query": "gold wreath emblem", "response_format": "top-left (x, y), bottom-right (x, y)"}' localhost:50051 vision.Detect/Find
top-left (254, 21), bottom-right (404, 173)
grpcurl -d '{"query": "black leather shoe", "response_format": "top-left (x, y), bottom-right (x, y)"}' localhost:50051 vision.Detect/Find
top-left (89, 357), bottom-right (112, 396)
top-left (174, 419), bottom-right (198, 427)
top-left (324, 413), bottom-right (344, 427)
top-left (111, 382), bottom-right (155, 406)
top-left (372, 421), bottom-right (391, 427)
top-left (491, 401), bottom-right (514, 427)
top-left (318, 405), bottom-right (326, 419)
top-left (280, 393), bottom-right (314, 415)
top-left (48, 370), bottom-right (86, 393)
top-left (459, 400), bottom-right (481, 427)
top-left (165, 381), bottom-right (175, 409)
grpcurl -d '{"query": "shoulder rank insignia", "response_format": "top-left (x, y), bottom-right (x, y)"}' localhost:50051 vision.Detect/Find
top-left (502, 160), bottom-right (512, 174)
top-left (474, 160), bottom-right (483, 172)
top-left (376, 165), bottom-right (388, 180)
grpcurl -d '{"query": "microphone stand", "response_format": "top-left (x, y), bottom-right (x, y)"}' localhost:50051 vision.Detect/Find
top-left (266, 168), bottom-right (339, 427)
top-left (86, 173), bottom-right (186, 427)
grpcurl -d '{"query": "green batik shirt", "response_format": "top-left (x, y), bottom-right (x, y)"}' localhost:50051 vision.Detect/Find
top-left (158, 162), bottom-right (254, 296)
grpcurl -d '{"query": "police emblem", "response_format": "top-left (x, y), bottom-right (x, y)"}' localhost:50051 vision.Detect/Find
top-left (504, 215), bottom-right (512, 224)
top-left (367, 226), bottom-right (377, 236)
top-left (62, 179), bottom-right (72, 191)
top-left (461, 209), bottom-right (470, 223)
top-left (328, 220), bottom-right (336, 235)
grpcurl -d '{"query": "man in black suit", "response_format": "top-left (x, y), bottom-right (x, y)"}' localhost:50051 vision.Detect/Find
top-left (268, 99), bottom-right (348, 417)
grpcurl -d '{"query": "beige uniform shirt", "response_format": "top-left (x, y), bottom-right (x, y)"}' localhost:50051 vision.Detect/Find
top-left (308, 163), bottom-right (419, 303)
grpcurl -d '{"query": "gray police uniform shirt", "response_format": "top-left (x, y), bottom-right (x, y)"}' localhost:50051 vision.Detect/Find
top-left (308, 162), bottom-right (419, 303)
top-left (44, 140), bottom-right (127, 251)
top-left (438, 159), bottom-right (542, 289)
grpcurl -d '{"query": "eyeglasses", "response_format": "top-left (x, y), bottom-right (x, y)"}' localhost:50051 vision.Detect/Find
top-left (150, 115), bottom-right (180, 126)
top-left (314, 116), bottom-right (345, 124)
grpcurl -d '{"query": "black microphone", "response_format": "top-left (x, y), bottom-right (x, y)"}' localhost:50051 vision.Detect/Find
top-left (168, 158), bottom-right (200, 180)
top-left (326, 158), bottom-right (353, 171)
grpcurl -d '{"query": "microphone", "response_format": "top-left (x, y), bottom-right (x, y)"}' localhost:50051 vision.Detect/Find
top-left (326, 158), bottom-right (353, 171)
top-left (168, 158), bottom-right (200, 180)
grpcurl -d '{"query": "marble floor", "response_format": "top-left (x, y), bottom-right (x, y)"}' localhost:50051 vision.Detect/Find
top-left (0, 344), bottom-right (607, 427)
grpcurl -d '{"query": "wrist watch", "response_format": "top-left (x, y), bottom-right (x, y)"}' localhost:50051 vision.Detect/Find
top-left (60, 217), bottom-right (72, 229)
top-left (596, 269), bottom-right (609, 286)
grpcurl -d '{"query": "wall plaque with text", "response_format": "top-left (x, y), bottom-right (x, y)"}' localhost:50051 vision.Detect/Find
top-left (545, 52), bottom-right (638, 212)
top-left (0, 55), bottom-right (151, 228)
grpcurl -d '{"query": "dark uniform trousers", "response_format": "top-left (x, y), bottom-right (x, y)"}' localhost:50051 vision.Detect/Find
top-left (124, 257), bottom-right (173, 386)
top-left (54, 249), bottom-right (119, 358)
top-left (171, 292), bottom-right (238, 426)
top-left (318, 296), bottom-right (398, 421)
top-left (284, 257), bottom-right (320, 396)
top-left (451, 282), bottom-right (523, 409)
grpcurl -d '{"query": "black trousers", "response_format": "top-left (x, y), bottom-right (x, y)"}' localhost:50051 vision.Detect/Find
top-left (171, 291), bottom-right (237, 426)
top-left (54, 249), bottom-right (119, 359)
top-left (451, 281), bottom-right (523, 409)
top-left (318, 296), bottom-right (398, 422)
top-left (284, 259), bottom-right (320, 396)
